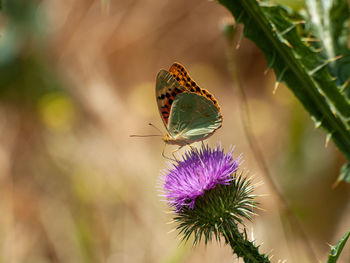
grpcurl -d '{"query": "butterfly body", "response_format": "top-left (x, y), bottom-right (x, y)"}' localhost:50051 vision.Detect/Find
top-left (163, 131), bottom-right (216, 146)
top-left (162, 134), bottom-right (191, 146)
top-left (156, 63), bottom-right (222, 146)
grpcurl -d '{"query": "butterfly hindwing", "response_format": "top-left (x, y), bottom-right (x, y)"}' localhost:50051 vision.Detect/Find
top-left (156, 70), bottom-right (186, 126)
top-left (167, 92), bottom-right (222, 142)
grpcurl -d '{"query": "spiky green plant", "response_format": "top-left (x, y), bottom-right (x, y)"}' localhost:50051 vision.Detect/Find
top-left (161, 145), bottom-right (270, 263)
top-left (218, 0), bottom-right (350, 184)
top-left (327, 230), bottom-right (350, 263)
top-left (174, 175), bottom-right (269, 263)
top-left (216, 1), bottom-right (350, 262)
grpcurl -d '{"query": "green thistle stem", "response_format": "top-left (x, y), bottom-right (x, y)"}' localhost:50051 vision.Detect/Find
top-left (221, 223), bottom-right (270, 263)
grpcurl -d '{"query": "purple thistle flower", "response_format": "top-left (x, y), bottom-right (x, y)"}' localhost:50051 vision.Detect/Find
top-left (159, 144), bottom-right (264, 262)
top-left (161, 144), bottom-right (241, 211)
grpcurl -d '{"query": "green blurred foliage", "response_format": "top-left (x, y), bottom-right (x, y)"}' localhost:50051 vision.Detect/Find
top-left (0, 0), bottom-right (65, 105)
top-left (271, 0), bottom-right (305, 10)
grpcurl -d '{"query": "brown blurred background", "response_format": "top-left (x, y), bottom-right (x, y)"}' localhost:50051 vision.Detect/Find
top-left (0, 0), bottom-right (349, 262)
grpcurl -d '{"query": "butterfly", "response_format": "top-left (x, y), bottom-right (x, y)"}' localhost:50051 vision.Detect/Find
top-left (156, 62), bottom-right (223, 147)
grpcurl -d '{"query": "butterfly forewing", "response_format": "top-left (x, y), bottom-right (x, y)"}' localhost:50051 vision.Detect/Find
top-left (156, 70), bottom-right (186, 126)
top-left (167, 92), bottom-right (222, 142)
top-left (169, 63), bottom-right (221, 113)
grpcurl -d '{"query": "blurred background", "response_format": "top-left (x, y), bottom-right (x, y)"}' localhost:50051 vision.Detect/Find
top-left (0, 0), bottom-right (349, 262)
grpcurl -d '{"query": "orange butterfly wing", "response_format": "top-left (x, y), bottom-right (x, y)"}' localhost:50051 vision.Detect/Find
top-left (168, 63), bottom-right (221, 114)
top-left (156, 70), bottom-right (186, 126)
top-left (156, 63), bottom-right (222, 126)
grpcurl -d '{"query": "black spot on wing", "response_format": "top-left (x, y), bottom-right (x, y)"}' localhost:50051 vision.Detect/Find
top-left (157, 94), bottom-right (165, 100)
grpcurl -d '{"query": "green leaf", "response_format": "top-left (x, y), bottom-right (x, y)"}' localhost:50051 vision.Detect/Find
top-left (327, 230), bottom-right (350, 263)
top-left (305, 0), bottom-right (350, 95)
top-left (218, 0), bottom-right (350, 173)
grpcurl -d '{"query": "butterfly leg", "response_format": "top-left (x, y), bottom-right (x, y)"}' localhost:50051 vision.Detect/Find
top-left (171, 146), bottom-right (183, 162)
top-left (161, 143), bottom-right (171, 160)
top-left (162, 143), bottom-right (179, 162)
top-left (189, 145), bottom-right (205, 167)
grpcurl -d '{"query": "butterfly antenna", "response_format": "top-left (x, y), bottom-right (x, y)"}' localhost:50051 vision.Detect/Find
top-left (130, 123), bottom-right (163, 138)
top-left (148, 123), bottom-right (163, 135)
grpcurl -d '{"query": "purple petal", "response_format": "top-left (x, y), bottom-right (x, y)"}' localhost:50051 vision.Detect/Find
top-left (161, 144), bottom-right (241, 211)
